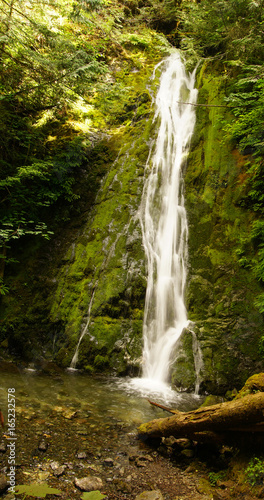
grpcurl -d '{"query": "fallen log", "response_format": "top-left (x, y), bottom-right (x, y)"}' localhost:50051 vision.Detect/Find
top-left (138, 392), bottom-right (264, 442)
top-left (147, 399), bottom-right (177, 414)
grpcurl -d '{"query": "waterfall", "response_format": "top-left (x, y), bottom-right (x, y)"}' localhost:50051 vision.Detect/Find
top-left (69, 286), bottom-right (97, 370)
top-left (138, 52), bottom-right (198, 389)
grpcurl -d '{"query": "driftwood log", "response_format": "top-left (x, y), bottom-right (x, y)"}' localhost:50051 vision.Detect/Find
top-left (138, 379), bottom-right (264, 444)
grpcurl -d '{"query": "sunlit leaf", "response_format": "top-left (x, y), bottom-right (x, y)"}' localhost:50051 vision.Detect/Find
top-left (81, 491), bottom-right (107, 500)
top-left (15, 483), bottom-right (62, 498)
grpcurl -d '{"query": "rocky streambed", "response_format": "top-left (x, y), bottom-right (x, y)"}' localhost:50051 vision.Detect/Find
top-left (0, 366), bottom-right (263, 500)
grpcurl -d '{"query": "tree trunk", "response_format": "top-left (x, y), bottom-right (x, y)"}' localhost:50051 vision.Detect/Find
top-left (138, 392), bottom-right (264, 441)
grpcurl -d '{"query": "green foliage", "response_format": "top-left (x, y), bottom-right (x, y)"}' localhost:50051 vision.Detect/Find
top-left (15, 483), bottom-right (62, 498)
top-left (208, 471), bottom-right (226, 487)
top-left (180, 1), bottom-right (264, 316)
top-left (0, 0), bottom-right (108, 106)
top-left (245, 457), bottom-right (264, 486)
top-left (180, 0), bottom-right (264, 63)
top-left (0, 0), bottom-right (112, 290)
top-left (0, 277), bottom-right (9, 295)
top-left (259, 335), bottom-right (264, 355)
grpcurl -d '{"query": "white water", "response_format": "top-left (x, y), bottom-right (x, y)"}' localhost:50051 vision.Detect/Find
top-left (131, 52), bottom-right (198, 394)
top-left (70, 286), bottom-right (97, 369)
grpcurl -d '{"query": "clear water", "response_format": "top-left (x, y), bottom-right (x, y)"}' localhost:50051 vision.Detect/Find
top-left (0, 369), bottom-right (204, 426)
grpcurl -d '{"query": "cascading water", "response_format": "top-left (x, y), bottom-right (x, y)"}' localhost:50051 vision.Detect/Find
top-left (69, 286), bottom-right (97, 370)
top-left (130, 52), bottom-right (198, 396)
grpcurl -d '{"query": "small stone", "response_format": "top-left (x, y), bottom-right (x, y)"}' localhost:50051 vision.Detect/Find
top-left (50, 461), bottom-right (60, 471)
top-left (163, 436), bottom-right (178, 447)
top-left (135, 455), bottom-right (153, 467)
top-left (180, 449), bottom-right (194, 458)
top-left (135, 458), bottom-right (147, 467)
top-left (144, 454), bottom-right (154, 462)
top-left (0, 474), bottom-right (8, 494)
top-left (113, 479), bottom-right (132, 493)
top-left (38, 440), bottom-right (48, 452)
top-left (103, 458), bottom-right (114, 467)
top-left (77, 452), bottom-right (87, 459)
top-left (63, 410), bottom-right (77, 420)
top-left (174, 438), bottom-right (192, 449)
top-left (54, 465), bottom-right (66, 477)
top-left (185, 465), bottom-right (195, 474)
top-left (38, 471), bottom-right (50, 481)
top-left (135, 490), bottom-right (164, 500)
top-left (74, 476), bottom-right (103, 491)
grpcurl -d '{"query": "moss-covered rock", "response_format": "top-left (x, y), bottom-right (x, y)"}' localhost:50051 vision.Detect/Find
top-left (183, 61), bottom-right (264, 393)
top-left (0, 31), bottom-right (168, 372)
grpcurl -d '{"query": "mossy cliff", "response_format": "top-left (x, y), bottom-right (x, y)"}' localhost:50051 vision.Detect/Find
top-left (1, 42), bottom-right (264, 391)
top-left (0, 32), bottom-right (171, 374)
top-left (49, 120), bottom-right (155, 374)
top-left (170, 61), bottom-right (264, 394)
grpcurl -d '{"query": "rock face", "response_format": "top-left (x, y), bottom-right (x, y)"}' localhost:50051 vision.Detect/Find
top-left (50, 117), bottom-right (153, 374)
top-left (173, 61), bottom-right (264, 394)
top-left (1, 51), bottom-right (264, 393)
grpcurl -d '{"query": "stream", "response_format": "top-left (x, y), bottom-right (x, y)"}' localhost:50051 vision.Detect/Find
top-left (0, 366), bottom-right (207, 499)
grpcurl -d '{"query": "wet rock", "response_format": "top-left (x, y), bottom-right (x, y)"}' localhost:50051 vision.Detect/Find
top-left (0, 474), bottom-right (8, 494)
top-left (135, 490), bottom-right (163, 500)
top-left (135, 458), bottom-right (147, 467)
top-left (113, 479), bottom-right (132, 493)
top-left (37, 471), bottom-right (50, 481)
top-left (129, 453), bottom-right (153, 464)
top-left (77, 451), bottom-right (87, 459)
top-left (144, 454), bottom-right (154, 462)
top-left (103, 458), bottom-right (114, 467)
top-left (53, 465), bottom-right (66, 477)
top-left (116, 450), bottom-right (128, 457)
top-left (87, 465), bottom-right (101, 473)
top-left (39, 360), bottom-right (63, 375)
top-left (38, 440), bottom-right (48, 452)
top-left (163, 436), bottom-right (178, 447)
top-left (135, 455), bottom-right (154, 467)
top-left (63, 409), bottom-right (77, 420)
top-left (174, 438), bottom-right (192, 450)
top-left (181, 449), bottom-right (195, 458)
top-left (0, 441), bottom-right (7, 453)
top-left (50, 461), bottom-right (60, 471)
top-left (74, 476), bottom-right (103, 491)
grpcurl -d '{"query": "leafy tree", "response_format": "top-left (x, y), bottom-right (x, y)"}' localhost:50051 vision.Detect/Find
top-left (180, 0), bottom-right (264, 63)
top-left (179, 1), bottom-right (264, 314)
top-left (0, 0), bottom-right (110, 291)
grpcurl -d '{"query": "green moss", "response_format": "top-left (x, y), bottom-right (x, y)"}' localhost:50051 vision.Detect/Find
top-left (94, 354), bottom-right (109, 369)
top-left (171, 330), bottom-right (196, 391)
